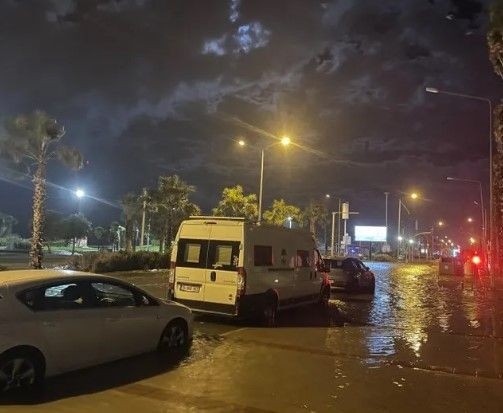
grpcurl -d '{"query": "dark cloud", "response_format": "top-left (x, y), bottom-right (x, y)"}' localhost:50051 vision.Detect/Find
top-left (0, 0), bottom-right (500, 239)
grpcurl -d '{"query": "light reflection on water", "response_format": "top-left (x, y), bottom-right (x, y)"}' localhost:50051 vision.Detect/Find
top-left (334, 262), bottom-right (502, 361)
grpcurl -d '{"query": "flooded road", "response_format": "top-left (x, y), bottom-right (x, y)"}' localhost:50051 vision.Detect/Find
top-left (2, 262), bottom-right (503, 412)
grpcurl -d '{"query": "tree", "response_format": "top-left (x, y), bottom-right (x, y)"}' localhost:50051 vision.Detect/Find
top-left (149, 175), bottom-right (200, 252)
top-left (0, 111), bottom-right (82, 268)
top-left (487, 0), bottom-right (503, 271)
top-left (93, 226), bottom-right (105, 247)
top-left (121, 193), bottom-right (143, 252)
top-left (61, 213), bottom-right (91, 254)
top-left (43, 210), bottom-right (64, 253)
top-left (263, 199), bottom-right (302, 227)
top-left (212, 185), bottom-right (258, 220)
top-left (302, 201), bottom-right (328, 238)
top-left (0, 212), bottom-right (17, 237)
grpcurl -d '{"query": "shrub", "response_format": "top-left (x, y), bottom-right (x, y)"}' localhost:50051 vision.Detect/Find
top-left (69, 250), bottom-right (170, 273)
top-left (372, 253), bottom-right (395, 262)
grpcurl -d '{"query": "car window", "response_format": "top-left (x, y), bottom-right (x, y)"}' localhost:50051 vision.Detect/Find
top-left (91, 282), bottom-right (136, 307)
top-left (353, 259), bottom-right (366, 269)
top-left (342, 259), bottom-right (357, 271)
top-left (19, 282), bottom-right (95, 311)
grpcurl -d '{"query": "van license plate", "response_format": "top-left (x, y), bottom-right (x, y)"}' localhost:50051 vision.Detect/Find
top-left (180, 284), bottom-right (200, 293)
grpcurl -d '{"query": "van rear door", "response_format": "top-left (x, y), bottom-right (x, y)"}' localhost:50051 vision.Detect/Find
top-left (203, 224), bottom-right (241, 314)
top-left (174, 237), bottom-right (209, 304)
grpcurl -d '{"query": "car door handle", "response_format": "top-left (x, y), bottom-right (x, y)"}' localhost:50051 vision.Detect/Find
top-left (210, 271), bottom-right (216, 281)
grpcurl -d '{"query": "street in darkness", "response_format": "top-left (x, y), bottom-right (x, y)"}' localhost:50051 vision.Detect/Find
top-left (2, 262), bottom-right (502, 413)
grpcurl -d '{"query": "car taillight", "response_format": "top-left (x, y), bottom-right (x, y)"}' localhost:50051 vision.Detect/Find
top-left (472, 255), bottom-right (481, 265)
top-left (237, 267), bottom-right (246, 297)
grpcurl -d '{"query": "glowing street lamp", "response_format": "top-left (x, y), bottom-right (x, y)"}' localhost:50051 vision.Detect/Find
top-left (408, 239), bottom-right (414, 244)
top-left (281, 136), bottom-right (291, 146)
top-left (467, 217), bottom-right (473, 223)
top-left (437, 220), bottom-right (444, 227)
top-left (397, 236), bottom-right (403, 242)
top-left (469, 237), bottom-right (476, 245)
top-left (410, 192), bottom-right (419, 200)
top-left (238, 136), bottom-right (292, 224)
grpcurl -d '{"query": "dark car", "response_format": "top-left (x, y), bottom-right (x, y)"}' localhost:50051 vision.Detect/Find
top-left (324, 257), bottom-right (375, 293)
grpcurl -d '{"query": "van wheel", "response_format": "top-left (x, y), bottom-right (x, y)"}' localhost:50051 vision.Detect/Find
top-left (262, 300), bottom-right (277, 327)
top-left (0, 349), bottom-right (44, 393)
top-left (319, 286), bottom-right (331, 309)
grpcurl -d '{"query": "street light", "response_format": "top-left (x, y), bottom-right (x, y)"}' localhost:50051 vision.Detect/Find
top-left (408, 239), bottom-right (414, 244)
top-left (426, 86), bottom-right (493, 275)
top-left (238, 137), bottom-right (292, 224)
top-left (74, 188), bottom-right (85, 214)
top-left (467, 217), bottom-right (473, 223)
top-left (446, 176), bottom-right (486, 264)
top-left (281, 136), bottom-right (291, 146)
top-left (397, 191), bottom-right (419, 258)
top-left (438, 220), bottom-right (444, 227)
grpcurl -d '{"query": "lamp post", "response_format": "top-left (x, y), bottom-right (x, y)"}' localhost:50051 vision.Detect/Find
top-left (238, 136), bottom-right (291, 224)
top-left (426, 87), bottom-right (493, 273)
top-left (446, 177), bottom-right (486, 267)
top-left (397, 192), bottom-right (417, 258)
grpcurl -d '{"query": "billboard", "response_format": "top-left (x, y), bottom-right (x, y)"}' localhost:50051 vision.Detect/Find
top-left (354, 226), bottom-right (387, 242)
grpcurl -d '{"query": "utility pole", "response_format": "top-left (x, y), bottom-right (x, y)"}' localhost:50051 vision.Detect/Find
top-left (331, 211), bottom-right (336, 257)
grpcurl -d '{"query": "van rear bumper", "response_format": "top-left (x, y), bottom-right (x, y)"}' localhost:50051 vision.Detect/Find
top-left (174, 298), bottom-right (238, 316)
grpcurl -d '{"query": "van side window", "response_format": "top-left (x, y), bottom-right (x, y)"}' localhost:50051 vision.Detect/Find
top-left (177, 239), bottom-right (208, 268)
top-left (254, 245), bottom-right (273, 266)
top-left (296, 250), bottom-right (310, 268)
top-left (208, 241), bottom-right (240, 271)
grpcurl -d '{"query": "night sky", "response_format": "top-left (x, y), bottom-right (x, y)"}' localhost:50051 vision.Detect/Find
top-left (0, 0), bottom-right (502, 242)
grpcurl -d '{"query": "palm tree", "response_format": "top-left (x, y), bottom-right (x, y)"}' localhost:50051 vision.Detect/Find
top-left (149, 175), bottom-right (200, 252)
top-left (0, 111), bottom-right (82, 268)
top-left (488, 0), bottom-right (503, 271)
top-left (121, 193), bottom-right (143, 252)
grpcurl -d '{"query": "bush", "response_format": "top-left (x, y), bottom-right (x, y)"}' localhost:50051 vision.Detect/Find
top-left (372, 253), bottom-right (395, 262)
top-left (69, 250), bottom-right (170, 273)
top-left (0, 235), bottom-right (31, 250)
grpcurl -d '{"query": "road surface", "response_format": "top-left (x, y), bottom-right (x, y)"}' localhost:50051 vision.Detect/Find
top-left (1, 262), bottom-right (502, 412)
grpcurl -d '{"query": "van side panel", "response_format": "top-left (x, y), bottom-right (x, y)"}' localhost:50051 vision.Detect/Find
top-left (244, 225), bottom-right (296, 302)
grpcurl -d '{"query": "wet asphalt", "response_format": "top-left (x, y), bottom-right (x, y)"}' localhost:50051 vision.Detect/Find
top-left (1, 262), bottom-right (503, 412)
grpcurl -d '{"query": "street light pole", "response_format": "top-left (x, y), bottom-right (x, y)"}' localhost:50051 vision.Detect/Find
top-left (426, 87), bottom-right (494, 274)
top-left (397, 198), bottom-right (401, 258)
top-left (258, 148), bottom-right (265, 225)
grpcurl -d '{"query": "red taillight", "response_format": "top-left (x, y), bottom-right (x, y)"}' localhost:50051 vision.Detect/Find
top-left (237, 267), bottom-right (247, 297)
top-left (472, 255), bottom-right (481, 265)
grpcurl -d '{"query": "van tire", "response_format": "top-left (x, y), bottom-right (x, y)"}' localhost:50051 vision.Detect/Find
top-left (262, 297), bottom-right (278, 327)
top-left (318, 286), bottom-right (330, 309)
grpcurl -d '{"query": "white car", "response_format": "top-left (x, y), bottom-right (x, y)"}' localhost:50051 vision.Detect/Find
top-left (0, 269), bottom-right (193, 392)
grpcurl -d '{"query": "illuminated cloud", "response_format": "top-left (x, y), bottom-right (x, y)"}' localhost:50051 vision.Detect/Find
top-left (233, 22), bottom-right (271, 54)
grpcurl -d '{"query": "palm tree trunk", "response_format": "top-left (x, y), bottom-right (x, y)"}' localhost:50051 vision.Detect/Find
top-left (30, 161), bottom-right (46, 269)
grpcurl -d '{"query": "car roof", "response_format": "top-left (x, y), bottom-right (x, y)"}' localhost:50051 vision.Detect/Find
top-left (0, 269), bottom-right (113, 289)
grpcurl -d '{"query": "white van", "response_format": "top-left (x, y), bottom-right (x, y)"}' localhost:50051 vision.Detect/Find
top-left (169, 217), bottom-right (330, 325)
